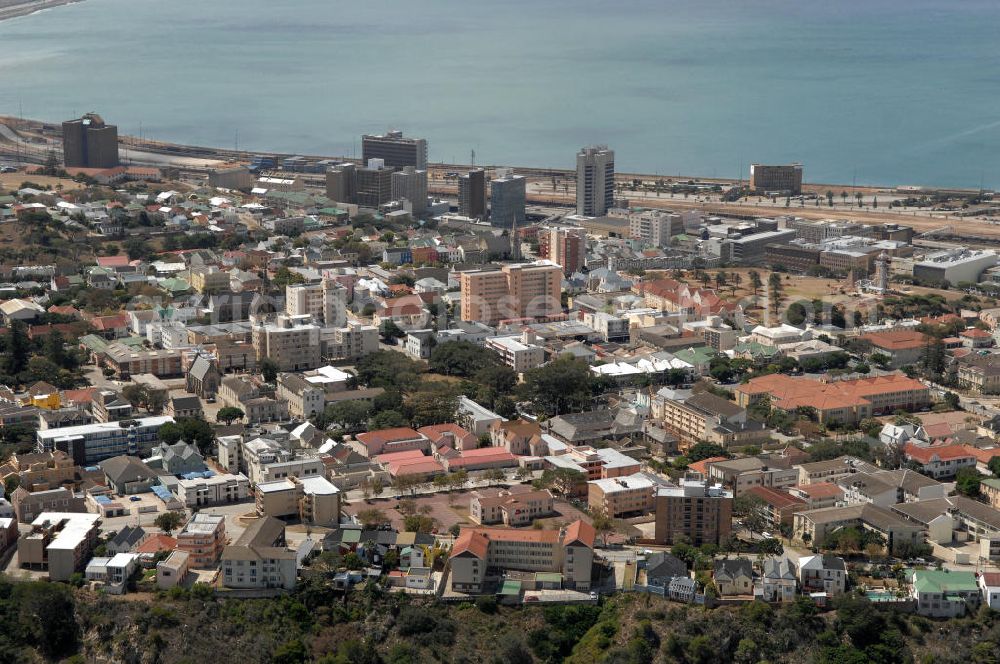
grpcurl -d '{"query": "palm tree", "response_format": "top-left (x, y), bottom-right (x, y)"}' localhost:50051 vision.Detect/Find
top-left (732, 272), bottom-right (743, 295)
top-left (840, 191), bottom-right (848, 205)
top-left (855, 191), bottom-right (864, 208)
top-left (826, 190), bottom-right (834, 207)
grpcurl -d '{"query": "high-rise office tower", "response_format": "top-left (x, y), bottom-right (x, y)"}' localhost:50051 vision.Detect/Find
top-left (575, 146), bottom-right (614, 217)
top-left (62, 113), bottom-right (119, 169)
top-left (490, 169), bottom-right (526, 229)
top-left (390, 166), bottom-right (428, 216)
top-left (459, 168), bottom-right (487, 219)
top-left (749, 163), bottom-right (803, 195)
top-left (361, 130), bottom-right (427, 170)
top-left (325, 163), bottom-right (357, 203)
top-left (355, 159), bottom-right (393, 208)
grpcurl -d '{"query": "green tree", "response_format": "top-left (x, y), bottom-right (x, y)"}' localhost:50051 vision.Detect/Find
top-left (518, 355), bottom-right (593, 416)
top-left (955, 466), bottom-right (982, 497)
top-left (3, 321), bottom-right (30, 377)
top-left (217, 406), bottom-right (244, 425)
top-left (323, 400), bottom-right (371, 431)
top-left (748, 270), bottom-right (763, 297)
top-left (154, 511), bottom-right (183, 534)
top-left (260, 358), bottom-right (279, 383)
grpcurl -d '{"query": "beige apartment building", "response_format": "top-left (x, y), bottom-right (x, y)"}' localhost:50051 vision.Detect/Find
top-left (189, 267), bottom-right (230, 294)
top-left (323, 321), bottom-right (378, 361)
top-left (11, 486), bottom-right (87, 523)
top-left (653, 480), bottom-right (733, 546)
top-left (18, 512), bottom-right (101, 581)
top-left (221, 516), bottom-right (297, 590)
top-left (252, 315), bottom-right (322, 372)
top-left (285, 280), bottom-right (346, 327)
top-left (255, 475), bottom-right (341, 526)
top-left (450, 520), bottom-right (595, 593)
top-left (470, 489), bottom-right (555, 527)
top-left (176, 513), bottom-right (227, 568)
top-left (460, 261), bottom-right (562, 325)
top-left (588, 475), bottom-right (657, 517)
top-left (5, 450), bottom-right (76, 491)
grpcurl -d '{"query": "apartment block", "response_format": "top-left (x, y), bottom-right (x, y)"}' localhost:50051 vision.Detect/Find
top-left (285, 279), bottom-right (347, 327)
top-left (538, 228), bottom-right (586, 276)
top-left (175, 473), bottom-right (250, 508)
top-left (221, 516), bottom-right (297, 590)
top-left (588, 474), bottom-right (656, 517)
top-left (18, 512), bottom-right (101, 581)
top-left (176, 513), bottom-right (227, 568)
top-left (255, 475), bottom-right (341, 526)
top-left (484, 334), bottom-right (546, 373)
top-left (322, 321), bottom-right (379, 361)
top-left (252, 315), bottom-right (322, 372)
top-left (470, 489), bottom-right (555, 527)
top-left (653, 480), bottom-right (733, 546)
top-left (460, 261), bottom-right (562, 325)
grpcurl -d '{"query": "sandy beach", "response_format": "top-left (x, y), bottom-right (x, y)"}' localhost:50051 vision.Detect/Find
top-left (0, 0), bottom-right (82, 22)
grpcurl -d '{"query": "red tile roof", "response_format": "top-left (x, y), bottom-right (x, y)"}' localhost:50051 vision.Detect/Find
top-left (563, 519), bottom-right (596, 548)
top-left (688, 456), bottom-right (727, 476)
top-left (903, 442), bottom-right (976, 464)
top-left (746, 486), bottom-right (807, 510)
top-left (861, 329), bottom-right (929, 351)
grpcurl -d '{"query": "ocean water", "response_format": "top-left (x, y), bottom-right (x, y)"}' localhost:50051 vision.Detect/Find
top-left (0, 0), bottom-right (999, 187)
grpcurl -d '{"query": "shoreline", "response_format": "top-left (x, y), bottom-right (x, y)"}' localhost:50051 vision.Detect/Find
top-left (0, 113), bottom-right (990, 197)
top-left (0, 0), bottom-right (82, 22)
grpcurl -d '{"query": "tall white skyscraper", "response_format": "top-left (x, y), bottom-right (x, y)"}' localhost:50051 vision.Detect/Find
top-left (576, 145), bottom-right (615, 217)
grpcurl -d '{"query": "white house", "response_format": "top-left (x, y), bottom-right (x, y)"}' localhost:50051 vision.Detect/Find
top-left (760, 557), bottom-right (797, 602)
top-left (797, 554), bottom-right (847, 595)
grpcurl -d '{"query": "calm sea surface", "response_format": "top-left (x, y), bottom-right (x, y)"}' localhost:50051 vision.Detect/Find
top-left (1, 0), bottom-right (999, 187)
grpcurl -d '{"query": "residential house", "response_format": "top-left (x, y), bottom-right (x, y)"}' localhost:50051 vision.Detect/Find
top-left (713, 558), bottom-right (753, 596)
top-left (910, 570), bottom-right (981, 617)
top-left (100, 456), bottom-right (159, 495)
top-left (106, 525), bottom-right (147, 555)
top-left (644, 551), bottom-right (688, 590)
top-left (902, 443), bottom-right (977, 479)
top-left (761, 557), bottom-right (798, 602)
top-left (798, 554), bottom-right (847, 595)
